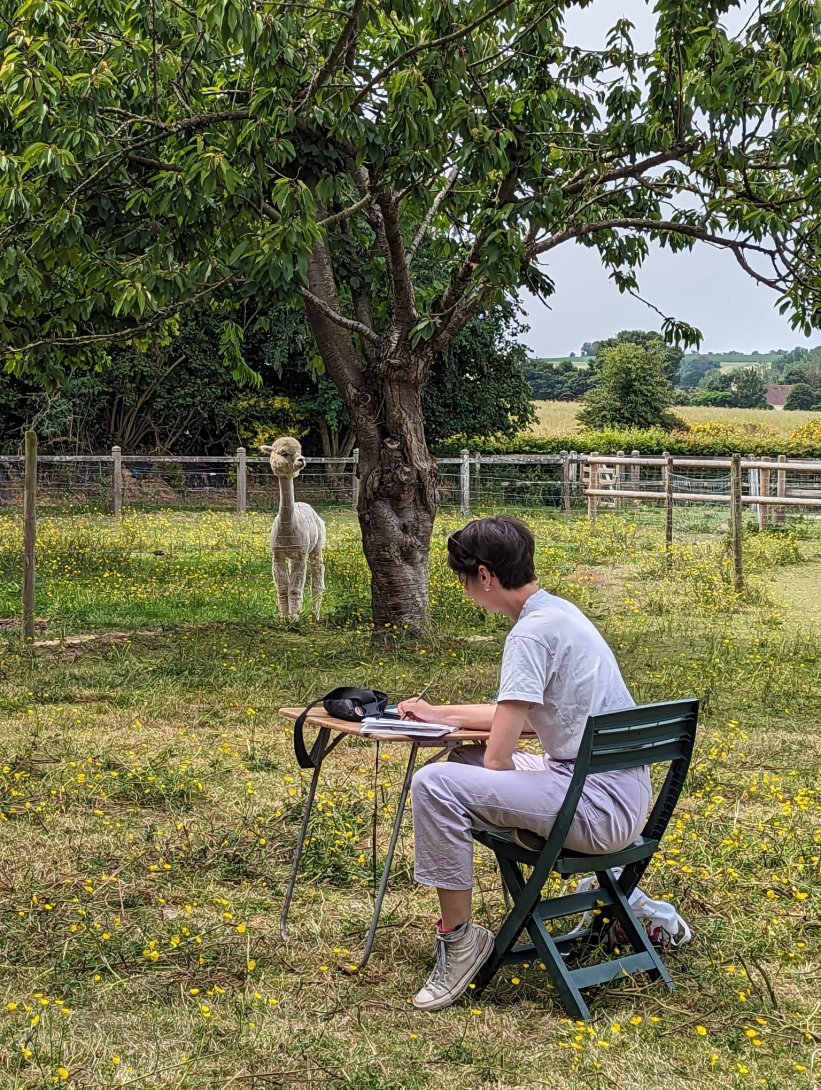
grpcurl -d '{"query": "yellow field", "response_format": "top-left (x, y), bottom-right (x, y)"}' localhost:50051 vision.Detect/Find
top-left (528, 401), bottom-right (818, 437)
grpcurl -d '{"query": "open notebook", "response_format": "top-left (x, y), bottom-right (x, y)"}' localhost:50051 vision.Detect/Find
top-left (360, 716), bottom-right (456, 739)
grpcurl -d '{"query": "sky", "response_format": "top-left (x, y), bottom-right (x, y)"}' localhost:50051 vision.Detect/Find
top-left (515, 0), bottom-right (817, 358)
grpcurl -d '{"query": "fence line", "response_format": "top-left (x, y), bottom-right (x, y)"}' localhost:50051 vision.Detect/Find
top-left (0, 447), bottom-right (819, 520)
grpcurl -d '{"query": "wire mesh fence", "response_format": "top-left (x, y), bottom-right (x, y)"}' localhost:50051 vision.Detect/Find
top-left (1, 449), bottom-right (819, 534)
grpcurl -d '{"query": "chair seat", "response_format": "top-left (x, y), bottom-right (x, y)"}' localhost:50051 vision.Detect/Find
top-left (472, 828), bottom-right (658, 872)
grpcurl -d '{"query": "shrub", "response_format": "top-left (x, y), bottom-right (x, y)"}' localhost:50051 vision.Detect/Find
top-left (577, 342), bottom-right (679, 430)
top-left (436, 420), bottom-right (821, 458)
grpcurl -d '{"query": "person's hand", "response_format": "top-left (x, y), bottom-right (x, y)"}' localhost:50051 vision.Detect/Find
top-left (397, 698), bottom-right (438, 722)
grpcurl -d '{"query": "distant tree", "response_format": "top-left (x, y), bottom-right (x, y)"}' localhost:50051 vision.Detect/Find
top-left (580, 341), bottom-right (598, 357)
top-left (422, 304), bottom-right (535, 444)
top-left (689, 388), bottom-right (735, 407)
top-left (730, 366), bottom-right (768, 409)
top-left (578, 341), bottom-right (678, 430)
top-left (595, 330), bottom-right (683, 384)
top-left (784, 383), bottom-right (819, 410)
top-left (521, 359), bottom-right (594, 401)
top-left (699, 370), bottom-right (733, 392)
top-left (778, 347), bottom-right (811, 367)
top-left (679, 358), bottom-right (720, 390)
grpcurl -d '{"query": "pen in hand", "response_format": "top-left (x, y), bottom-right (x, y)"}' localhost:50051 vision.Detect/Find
top-left (400, 680), bottom-right (433, 720)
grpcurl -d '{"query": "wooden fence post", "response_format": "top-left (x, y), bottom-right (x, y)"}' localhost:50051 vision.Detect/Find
top-left (472, 451), bottom-right (482, 508)
top-left (630, 449), bottom-right (640, 507)
top-left (460, 449), bottom-right (470, 516)
top-left (774, 454), bottom-right (787, 523)
top-left (730, 453), bottom-right (744, 593)
top-left (236, 447), bottom-right (247, 514)
top-left (351, 448), bottom-right (360, 510)
top-left (758, 456), bottom-right (771, 531)
top-left (569, 451), bottom-right (578, 506)
top-left (560, 450), bottom-right (571, 515)
top-left (664, 452), bottom-right (673, 567)
top-left (587, 452), bottom-right (599, 524)
top-left (23, 430), bottom-right (37, 642)
top-left (746, 453), bottom-right (760, 527)
top-left (112, 445), bottom-right (123, 518)
top-left (615, 450), bottom-right (624, 509)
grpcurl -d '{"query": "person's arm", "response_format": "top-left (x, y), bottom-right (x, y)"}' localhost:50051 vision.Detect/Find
top-left (396, 699), bottom-right (495, 730)
top-left (484, 700), bottom-right (530, 770)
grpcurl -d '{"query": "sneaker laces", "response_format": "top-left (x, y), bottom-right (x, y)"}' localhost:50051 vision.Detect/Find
top-left (426, 934), bottom-right (451, 991)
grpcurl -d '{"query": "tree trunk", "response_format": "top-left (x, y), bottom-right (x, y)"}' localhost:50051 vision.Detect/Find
top-left (355, 375), bottom-right (437, 635)
top-left (303, 235), bottom-right (438, 635)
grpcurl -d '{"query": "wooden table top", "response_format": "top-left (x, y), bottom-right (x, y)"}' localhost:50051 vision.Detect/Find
top-left (277, 706), bottom-right (496, 744)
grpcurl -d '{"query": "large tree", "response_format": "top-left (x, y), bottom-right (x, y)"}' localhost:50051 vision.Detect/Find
top-left (594, 330), bottom-right (684, 385)
top-left (2, 1), bottom-right (821, 630)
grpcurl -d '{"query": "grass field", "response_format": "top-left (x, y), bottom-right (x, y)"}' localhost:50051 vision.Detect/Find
top-left (1, 509), bottom-right (819, 1089)
top-left (528, 402), bottom-right (818, 438)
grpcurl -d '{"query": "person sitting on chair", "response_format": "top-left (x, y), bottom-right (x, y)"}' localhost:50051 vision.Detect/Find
top-left (399, 515), bottom-right (651, 1012)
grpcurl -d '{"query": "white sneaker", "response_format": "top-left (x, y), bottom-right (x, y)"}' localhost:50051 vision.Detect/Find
top-left (412, 921), bottom-right (495, 1011)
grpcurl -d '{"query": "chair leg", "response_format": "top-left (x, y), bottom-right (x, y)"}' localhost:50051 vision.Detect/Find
top-left (473, 856), bottom-right (535, 993)
top-left (596, 869), bottom-right (673, 989)
top-left (526, 913), bottom-right (592, 1021)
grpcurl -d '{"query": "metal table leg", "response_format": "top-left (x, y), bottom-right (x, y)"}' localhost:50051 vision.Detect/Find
top-left (279, 730), bottom-right (344, 941)
top-left (357, 741), bottom-right (419, 969)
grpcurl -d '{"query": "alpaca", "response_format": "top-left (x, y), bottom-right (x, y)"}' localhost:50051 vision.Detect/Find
top-left (261, 437), bottom-right (326, 619)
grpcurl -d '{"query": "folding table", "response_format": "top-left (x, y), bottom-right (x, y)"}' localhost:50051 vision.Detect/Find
top-left (276, 707), bottom-right (497, 969)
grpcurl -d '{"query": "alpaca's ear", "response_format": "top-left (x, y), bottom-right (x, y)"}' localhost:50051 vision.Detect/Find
top-left (259, 445), bottom-right (274, 454)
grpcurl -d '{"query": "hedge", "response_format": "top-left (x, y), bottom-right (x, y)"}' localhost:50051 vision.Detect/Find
top-left (436, 419), bottom-right (821, 459)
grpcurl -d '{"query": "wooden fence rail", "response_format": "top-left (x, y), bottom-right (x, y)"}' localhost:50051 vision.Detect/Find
top-left (1, 448), bottom-right (819, 521)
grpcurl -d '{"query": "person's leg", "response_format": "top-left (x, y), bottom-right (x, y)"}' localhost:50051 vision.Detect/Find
top-left (410, 758), bottom-right (580, 1011)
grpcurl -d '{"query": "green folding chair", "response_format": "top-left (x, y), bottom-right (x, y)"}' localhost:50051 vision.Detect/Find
top-left (472, 698), bottom-right (699, 1020)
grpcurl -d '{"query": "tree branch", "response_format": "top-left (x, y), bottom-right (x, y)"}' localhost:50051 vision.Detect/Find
top-left (560, 148), bottom-right (692, 200)
top-left (350, 0), bottom-right (513, 109)
top-left (300, 287), bottom-right (381, 343)
top-left (317, 191), bottom-right (374, 228)
top-left (374, 188), bottom-right (417, 329)
top-left (408, 164), bottom-right (459, 262)
top-left (530, 217), bottom-right (783, 289)
top-left (297, 0), bottom-right (366, 107)
top-left (5, 277), bottom-right (236, 355)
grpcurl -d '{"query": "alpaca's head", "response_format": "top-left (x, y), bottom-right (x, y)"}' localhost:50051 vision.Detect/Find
top-left (261, 436), bottom-right (307, 479)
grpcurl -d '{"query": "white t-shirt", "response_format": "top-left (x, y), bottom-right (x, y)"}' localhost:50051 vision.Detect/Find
top-left (496, 588), bottom-right (635, 761)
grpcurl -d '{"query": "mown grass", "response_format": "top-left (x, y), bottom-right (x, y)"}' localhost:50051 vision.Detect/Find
top-left (0, 509), bottom-right (819, 1089)
top-left (528, 401), bottom-right (818, 438)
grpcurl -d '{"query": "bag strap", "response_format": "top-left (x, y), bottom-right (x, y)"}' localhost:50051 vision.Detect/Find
top-left (293, 698), bottom-right (331, 770)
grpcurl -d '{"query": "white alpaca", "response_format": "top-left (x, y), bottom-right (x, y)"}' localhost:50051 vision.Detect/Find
top-left (261, 437), bottom-right (326, 619)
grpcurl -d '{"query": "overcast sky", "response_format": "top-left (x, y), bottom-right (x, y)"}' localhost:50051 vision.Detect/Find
top-left (516, 0), bottom-right (817, 358)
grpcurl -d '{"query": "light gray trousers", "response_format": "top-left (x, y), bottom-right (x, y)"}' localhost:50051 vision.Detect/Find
top-left (411, 744), bottom-right (652, 890)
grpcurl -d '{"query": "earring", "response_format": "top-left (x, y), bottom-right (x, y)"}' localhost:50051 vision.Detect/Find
top-left (484, 585), bottom-right (490, 592)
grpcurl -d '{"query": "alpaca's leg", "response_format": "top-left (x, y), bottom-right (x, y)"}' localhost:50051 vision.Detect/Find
top-left (273, 556), bottom-right (291, 617)
top-left (309, 550), bottom-right (325, 620)
top-left (288, 555), bottom-right (308, 615)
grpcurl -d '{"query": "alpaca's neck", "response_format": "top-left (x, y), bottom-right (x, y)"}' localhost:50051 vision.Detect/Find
top-left (278, 476), bottom-right (296, 525)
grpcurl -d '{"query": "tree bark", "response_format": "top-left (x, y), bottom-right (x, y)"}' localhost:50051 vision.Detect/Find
top-left (302, 237), bottom-right (439, 633)
top-left (355, 373), bottom-right (437, 635)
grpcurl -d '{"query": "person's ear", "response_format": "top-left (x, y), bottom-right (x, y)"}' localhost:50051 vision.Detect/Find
top-left (478, 564), bottom-right (492, 591)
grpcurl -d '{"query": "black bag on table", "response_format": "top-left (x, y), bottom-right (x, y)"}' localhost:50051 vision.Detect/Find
top-left (293, 687), bottom-right (392, 769)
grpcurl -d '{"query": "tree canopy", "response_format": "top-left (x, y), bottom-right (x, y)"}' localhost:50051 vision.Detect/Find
top-left (3, 0), bottom-right (821, 628)
top-left (0, 299), bottom-right (533, 453)
top-left (594, 330), bottom-right (684, 385)
top-left (578, 340), bottom-right (678, 430)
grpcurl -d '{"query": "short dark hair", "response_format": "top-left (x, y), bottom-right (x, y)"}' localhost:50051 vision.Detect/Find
top-left (447, 516), bottom-right (536, 589)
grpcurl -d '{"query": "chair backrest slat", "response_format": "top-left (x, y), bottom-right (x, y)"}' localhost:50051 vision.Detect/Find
top-left (585, 698), bottom-right (699, 857)
top-left (588, 740), bottom-right (688, 773)
top-left (587, 700), bottom-right (698, 774)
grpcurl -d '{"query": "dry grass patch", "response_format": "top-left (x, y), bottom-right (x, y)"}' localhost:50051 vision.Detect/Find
top-left (0, 510), bottom-right (818, 1088)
